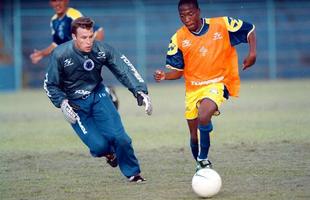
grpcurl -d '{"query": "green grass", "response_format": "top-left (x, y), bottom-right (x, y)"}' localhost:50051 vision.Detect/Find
top-left (0, 80), bottom-right (309, 200)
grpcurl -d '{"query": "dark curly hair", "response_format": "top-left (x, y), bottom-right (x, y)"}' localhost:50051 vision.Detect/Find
top-left (178, 0), bottom-right (199, 9)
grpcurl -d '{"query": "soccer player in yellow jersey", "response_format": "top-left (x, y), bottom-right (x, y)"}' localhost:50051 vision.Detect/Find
top-left (154, 0), bottom-right (256, 170)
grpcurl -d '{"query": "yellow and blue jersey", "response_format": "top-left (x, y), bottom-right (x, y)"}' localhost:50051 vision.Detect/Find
top-left (166, 16), bottom-right (255, 70)
top-left (50, 7), bottom-right (101, 45)
top-left (166, 16), bottom-right (255, 97)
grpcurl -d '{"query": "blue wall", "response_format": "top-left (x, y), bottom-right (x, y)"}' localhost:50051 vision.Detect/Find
top-left (1, 0), bottom-right (310, 88)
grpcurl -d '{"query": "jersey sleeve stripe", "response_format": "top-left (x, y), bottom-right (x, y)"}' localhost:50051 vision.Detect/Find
top-left (51, 14), bottom-right (58, 21)
top-left (247, 24), bottom-right (255, 41)
top-left (166, 65), bottom-right (184, 71)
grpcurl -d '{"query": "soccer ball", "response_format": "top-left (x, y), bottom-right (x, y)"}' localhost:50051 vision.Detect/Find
top-left (192, 168), bottom-right (222, 198)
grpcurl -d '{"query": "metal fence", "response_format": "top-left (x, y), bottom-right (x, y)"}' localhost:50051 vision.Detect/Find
top-left (1, 0), bottom-right (310, 90)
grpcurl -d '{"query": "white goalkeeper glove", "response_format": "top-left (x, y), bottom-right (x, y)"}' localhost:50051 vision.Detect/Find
top-left (137, 91), bottom-right (152, 116)
top-left (60, 99), bottom-right (77, 124)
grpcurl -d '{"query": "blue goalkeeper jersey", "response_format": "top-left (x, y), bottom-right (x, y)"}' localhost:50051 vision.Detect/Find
top-left (44, 40), bottom-right (147, 108)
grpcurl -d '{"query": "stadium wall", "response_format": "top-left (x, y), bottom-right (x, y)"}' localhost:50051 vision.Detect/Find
top-left (0, 0), bottom-right (310, 89)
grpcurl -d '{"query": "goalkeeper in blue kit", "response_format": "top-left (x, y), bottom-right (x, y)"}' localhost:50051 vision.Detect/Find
top-left (44, 17), bottom-right (152, 183)
top-left (30, 0), bottom-right (118, 109)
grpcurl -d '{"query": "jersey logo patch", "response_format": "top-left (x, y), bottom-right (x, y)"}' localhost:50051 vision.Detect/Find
top-left (96, 51), bottom-right (106, 59)
top-left (83, 59), bottom-right (95, 71)
top-left (182, 39), bottom-right (191, 48)
top-left (213, 32), bottom-right (223, 41)
top-left (167, 42), bottom-right (177, 56)
top-left (225, 17), bottom-right (243, 32)
top-left (167, 33), bottom-right (178, 56)
top-left (64, 58), bottom-right (74, 67)
top-left (199, 46), bottom-right (208, 56)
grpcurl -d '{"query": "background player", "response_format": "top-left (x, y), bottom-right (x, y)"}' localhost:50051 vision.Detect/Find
top-left (154, 0), bottom-right (256, 171)
top-left (44, 17), bottom-right (152, 182)
top-left (30, 0), bottom-right (119, 108)
top-left (30, 0), bottom-right (104, 64)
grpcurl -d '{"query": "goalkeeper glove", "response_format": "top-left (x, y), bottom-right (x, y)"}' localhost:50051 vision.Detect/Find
top-left (137, 91), bottom-right (152, 115)
top-left (61, 99), bottom-right (78, 124)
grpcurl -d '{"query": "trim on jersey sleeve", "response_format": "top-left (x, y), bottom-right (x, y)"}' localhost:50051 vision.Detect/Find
top-left (223, 16), bottom-right (243, 32)
top-left (167, 33), bottom-right (178, 56)
top-left (67, 8), bottom-right (83, 20)
top-left (166, 49), bottom-right (184, 69)
top-left (166, 65), bottom-right (184, 71)
top-left (50, 20), bottom-right (54, 36)
top-left (94, 27), bottom-right (103, 37)
top-left (95, 27), bottom-right (103, 32)
top-left (247, 24), bottom-right (255, 41)
top-left (51, 14), bottom-right (58, 21)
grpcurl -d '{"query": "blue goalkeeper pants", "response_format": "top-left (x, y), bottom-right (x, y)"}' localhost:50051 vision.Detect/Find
top-left (69, 84), bottom-right (141, 178)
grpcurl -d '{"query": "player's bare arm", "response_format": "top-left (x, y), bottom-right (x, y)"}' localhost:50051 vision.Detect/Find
top-left (94, 27), bottom-right (105, 41)
top-left (30, 43), bottom-right (57, 64)
top-left (243, 30), bottom-right (257, 70)
top-left (153, 68), bottom-right (183, 82)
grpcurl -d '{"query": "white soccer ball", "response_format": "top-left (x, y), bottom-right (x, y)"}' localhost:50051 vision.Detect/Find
top-left (192, 168), bottom-right (222, 198)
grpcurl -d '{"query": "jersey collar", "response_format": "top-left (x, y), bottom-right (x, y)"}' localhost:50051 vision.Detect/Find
top-left (191, 18), bottom-right (209, 36)
top-left (72, 41), bottom-right (91, 57)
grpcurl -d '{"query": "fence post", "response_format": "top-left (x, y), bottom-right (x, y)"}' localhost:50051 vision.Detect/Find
top-left (134, 0), bottom-right (146, 79)
top-left (267, 0), bottom-right (277, 79)
top-left (13, 0), bottom-right (22, 90)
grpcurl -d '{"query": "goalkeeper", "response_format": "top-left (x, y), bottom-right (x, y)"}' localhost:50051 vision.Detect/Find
top-left (29, 0), bottom-right (118, 109)
top-left (44, 17), bottom-right (152, 183)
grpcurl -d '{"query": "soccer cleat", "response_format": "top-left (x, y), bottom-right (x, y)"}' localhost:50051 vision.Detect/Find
top-left (128, 175), bottom-right (146, 183)
top-left (105, 154), bottom-right (118, 168)
top-left (196, 159), bottom-right (213, 171)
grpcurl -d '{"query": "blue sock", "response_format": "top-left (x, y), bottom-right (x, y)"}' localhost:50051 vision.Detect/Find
top-left (198, 122), bottom-right (213, 160)
top-left (190, 139), bottom-right (199, 160)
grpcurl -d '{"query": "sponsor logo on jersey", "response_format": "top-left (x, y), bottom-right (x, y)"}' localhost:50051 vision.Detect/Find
top-left (64, 58), bottom-right (74, 67)
top-left (83, 59), bottom-right (95, 71)
top-left (74, 90), bottom-right (91, 96)
top-left (120, 55), bottom-right (144, 83)
top-left (191, 76), bottom-right (224, 86)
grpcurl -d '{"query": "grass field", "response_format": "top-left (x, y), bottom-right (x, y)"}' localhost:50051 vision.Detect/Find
top-left (0, 80), bottom-right (309, 200)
